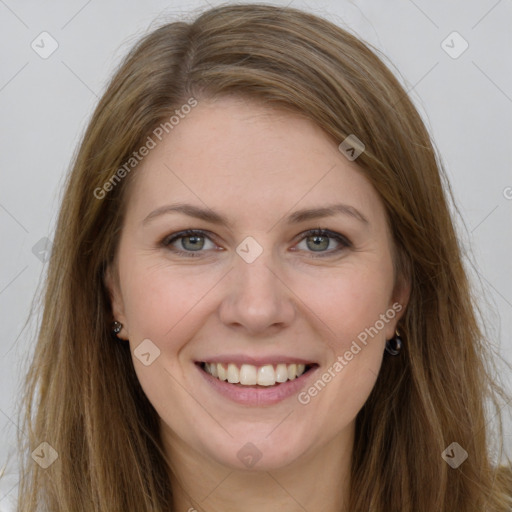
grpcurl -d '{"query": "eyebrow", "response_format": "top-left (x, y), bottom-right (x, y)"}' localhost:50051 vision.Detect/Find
top-left (142, 202), bottom-right (369, 227)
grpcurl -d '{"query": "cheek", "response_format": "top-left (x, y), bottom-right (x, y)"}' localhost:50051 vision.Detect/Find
top-left (118, 258), bottom-right (209, 415)
top-left (295, 257), bottom-right (395, 348)
top-left (119, 254), bottom-right (222, 353)
top-left (123, 269), bottom-right (176, 340)
top-left (293, 263), bottom-right (394, 432)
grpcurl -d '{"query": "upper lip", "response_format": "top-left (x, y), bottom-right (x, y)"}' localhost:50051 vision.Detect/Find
top-left (197, 355), bottom-right (317, 366)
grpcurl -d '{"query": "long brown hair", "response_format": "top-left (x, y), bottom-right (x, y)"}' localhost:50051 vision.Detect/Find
top-left (16, 4), bottom-right (512, 510)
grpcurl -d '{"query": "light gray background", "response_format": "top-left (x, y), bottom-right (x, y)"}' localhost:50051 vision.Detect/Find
top-left (1, 0), bottom-right (511, 508)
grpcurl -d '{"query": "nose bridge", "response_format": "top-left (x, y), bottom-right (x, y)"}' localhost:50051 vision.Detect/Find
top-left (218, 241), bottom-right (295, 333)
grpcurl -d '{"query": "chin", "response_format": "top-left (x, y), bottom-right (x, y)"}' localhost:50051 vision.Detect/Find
top-left (199, 429), bottom-right (311, 472)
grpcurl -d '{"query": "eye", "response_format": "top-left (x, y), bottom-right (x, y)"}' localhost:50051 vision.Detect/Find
top-left (161, 229), bottom-right (219, 257)
top-left (294, 228), bottom-right (351, 257)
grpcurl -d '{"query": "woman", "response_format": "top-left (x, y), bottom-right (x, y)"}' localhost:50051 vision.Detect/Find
top-left (16, 4), bottom-right (512, 511)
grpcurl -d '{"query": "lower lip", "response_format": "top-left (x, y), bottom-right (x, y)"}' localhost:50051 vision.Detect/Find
top-left (196, 363), bottom-right (319, 406)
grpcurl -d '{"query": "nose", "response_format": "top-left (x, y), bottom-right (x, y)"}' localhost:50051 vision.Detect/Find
top-left (218, 251), bottom-right (296, 336)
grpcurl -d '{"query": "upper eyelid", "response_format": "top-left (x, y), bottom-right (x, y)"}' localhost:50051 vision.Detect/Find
top-left (162, 229), bottom-right (217, 245)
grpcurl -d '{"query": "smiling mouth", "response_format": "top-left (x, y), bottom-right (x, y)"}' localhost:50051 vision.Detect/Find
top-left (198, 361), bottom-right (317, 387)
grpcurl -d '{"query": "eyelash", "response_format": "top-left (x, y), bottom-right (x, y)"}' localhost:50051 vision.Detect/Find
top-left (160, 228), bottom-right (352, 259)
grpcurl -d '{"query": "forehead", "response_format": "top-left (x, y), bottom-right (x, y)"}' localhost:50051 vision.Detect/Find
top-left (123, 97), bottom-right (386, 229)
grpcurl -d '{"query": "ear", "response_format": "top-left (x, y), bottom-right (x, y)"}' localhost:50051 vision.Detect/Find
top-left (104, 265), bottom-right (129, 340)
top-left (385, 275), bottom-right (411, 340)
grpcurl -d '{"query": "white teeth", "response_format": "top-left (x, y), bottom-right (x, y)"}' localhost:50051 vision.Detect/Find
top-left (227, 363), bottom-right (239, 383)
top-left (239, 364), bottom-right (257, 385)
top-left (257, 365), bottom-right (276, 386)
top-left (217, 364), bottom-right (227, 381)
top-left (275, 364), bottom-right (289, 383)
top-left (203, 362), bottom-right (309, 386)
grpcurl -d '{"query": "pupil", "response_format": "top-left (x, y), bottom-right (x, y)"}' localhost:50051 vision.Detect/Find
top-left (308, 235), bottom-right (328, 251)
top-left (183, 235), bottom-right (203, 251)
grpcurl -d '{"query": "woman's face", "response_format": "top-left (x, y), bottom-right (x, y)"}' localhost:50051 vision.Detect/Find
top-left (107, 96), bottom-right (408, 471)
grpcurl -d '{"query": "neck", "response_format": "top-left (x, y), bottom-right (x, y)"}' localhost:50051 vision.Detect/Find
top-left (162, 424), bottom-right (354, 512)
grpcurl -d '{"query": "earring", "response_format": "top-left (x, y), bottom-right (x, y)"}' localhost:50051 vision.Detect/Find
top-left (112, 320), bottom-right (123, 336)
top-left (385, 329), bottom-right (403, 356)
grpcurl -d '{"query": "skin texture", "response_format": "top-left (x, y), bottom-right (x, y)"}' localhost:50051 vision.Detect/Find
top-left (106, 96), bottom-right (409, 512)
